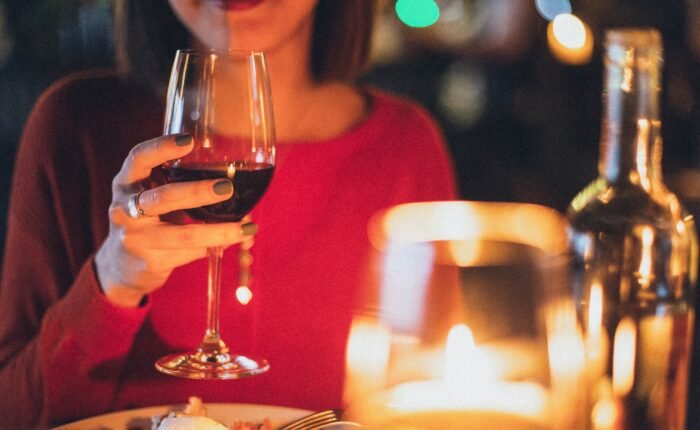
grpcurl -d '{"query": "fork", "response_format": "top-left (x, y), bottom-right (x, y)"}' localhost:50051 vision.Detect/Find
top-left (277, 409), bottom-right (343, 430)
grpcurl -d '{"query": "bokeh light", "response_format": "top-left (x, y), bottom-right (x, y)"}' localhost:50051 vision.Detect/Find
top-left (235, 285), bottom-right (253, 305)
top-left (547, 13), bottom-right (594, 65)
top-left (552, 13), bottom-right (587, 49)
top-left (535, 0), bottom-right (572, 21)
top-left (395, 0), bottom-right (440, 28)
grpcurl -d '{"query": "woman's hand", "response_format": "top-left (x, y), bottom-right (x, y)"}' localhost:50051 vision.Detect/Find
top-left (95, 134), bottom-right (254, 308)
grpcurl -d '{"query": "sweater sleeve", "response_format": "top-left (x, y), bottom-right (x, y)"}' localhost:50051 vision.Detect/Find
top-left (0, 77), bottom-right (150, 427)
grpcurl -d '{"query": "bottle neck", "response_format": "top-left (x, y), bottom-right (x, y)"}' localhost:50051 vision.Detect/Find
top-left (599, 37), bottom-right (663, 186)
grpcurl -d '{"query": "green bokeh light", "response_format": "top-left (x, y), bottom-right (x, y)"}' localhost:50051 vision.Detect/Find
top-left (395, 0), bottom-right (440, 28)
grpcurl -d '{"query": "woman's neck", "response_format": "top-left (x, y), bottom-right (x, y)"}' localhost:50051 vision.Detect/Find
top-left (262, 19), bottom-right (322, 142)
top-left (265, 37), bottom-right (368, 143)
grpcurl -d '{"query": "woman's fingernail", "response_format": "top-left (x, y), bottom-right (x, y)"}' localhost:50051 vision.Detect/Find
top-left (175, 134), bottom-right (193, 146)
top-left (241, 222), bottom-right (258, 236)
top-left (213, 179), bottom-right (233, 195)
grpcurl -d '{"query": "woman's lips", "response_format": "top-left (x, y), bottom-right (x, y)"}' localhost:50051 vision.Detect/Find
top-left (209, 0), bottom-right (264, 11)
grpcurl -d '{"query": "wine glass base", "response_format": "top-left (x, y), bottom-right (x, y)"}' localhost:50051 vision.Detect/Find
top-left (155, 350), bottom-right (269, 380)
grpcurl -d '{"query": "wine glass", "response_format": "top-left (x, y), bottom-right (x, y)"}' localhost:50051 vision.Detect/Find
top-left (155, 49), bottom-right (275, 379)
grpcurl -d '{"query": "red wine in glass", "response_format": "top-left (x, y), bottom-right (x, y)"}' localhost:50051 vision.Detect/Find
top-left (162, 162), bottom-right (274, 223)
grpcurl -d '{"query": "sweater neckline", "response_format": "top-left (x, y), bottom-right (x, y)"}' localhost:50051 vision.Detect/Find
top-left (275, 88), bottom-right (388, 148)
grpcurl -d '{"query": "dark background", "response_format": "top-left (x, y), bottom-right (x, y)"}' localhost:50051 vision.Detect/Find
top-left (1, 0), bottom-right (699, 427)
top-left (2, 1), bottom-right (698, 230)
top-left (1, 1), bottom-right (698, 227)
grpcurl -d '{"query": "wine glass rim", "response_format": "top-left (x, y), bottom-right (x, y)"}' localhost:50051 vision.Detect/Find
top-left (175, 48), bottom-right (265, 59)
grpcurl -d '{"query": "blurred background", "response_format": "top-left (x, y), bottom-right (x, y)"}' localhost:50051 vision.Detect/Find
top-left (1, 0), bottom-right (700, 220)
top-left (2, 0), bottom-right (699, 242)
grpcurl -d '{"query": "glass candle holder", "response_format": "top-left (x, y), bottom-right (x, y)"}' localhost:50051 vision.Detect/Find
top-left (344, 201), bottom-right (586, 430)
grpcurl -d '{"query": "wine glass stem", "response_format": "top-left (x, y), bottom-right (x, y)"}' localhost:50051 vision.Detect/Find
top-left (203, 246), bottom-right (225, 351)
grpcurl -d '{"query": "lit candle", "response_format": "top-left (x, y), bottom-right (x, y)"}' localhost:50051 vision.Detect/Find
top-left (348, 324), bottom-right (549, 430)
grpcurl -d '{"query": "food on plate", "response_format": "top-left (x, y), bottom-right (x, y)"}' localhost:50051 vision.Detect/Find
top-left (230, 419), bottom-right (273, 430)
top-left (152, 397), bottom-right (272, 430)
top-left (156, 415), bottom-right (229, 430)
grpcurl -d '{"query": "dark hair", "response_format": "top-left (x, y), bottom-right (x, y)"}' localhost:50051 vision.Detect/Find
top-left (114, 1), bottom-right (376, 85)
top-left (310, 1), bottom-right (376, 81)
top-left (113, 1), bottom-right (188, 85)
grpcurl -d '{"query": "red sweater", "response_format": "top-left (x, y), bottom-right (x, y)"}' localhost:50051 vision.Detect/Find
top-left (0, 71), bottom-right (457, 427)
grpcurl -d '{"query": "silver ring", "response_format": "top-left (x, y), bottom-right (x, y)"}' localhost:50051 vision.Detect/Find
top-left (127, 190), bottom-right (146, 219)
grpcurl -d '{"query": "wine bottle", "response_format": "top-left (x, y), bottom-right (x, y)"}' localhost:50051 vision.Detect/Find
top-left (567, 28), bottom-right (698, 430)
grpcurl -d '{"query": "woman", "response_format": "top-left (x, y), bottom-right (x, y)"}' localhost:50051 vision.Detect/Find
top-left (0, 0), bottom-right (457, 427)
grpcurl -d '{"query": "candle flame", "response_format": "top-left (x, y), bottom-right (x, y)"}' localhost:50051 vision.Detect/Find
top-left (383, 323), bottom-right (547, 420)
top-left (612, 317), bottom-right (636, 396)
top-left (444, 324), bottom-right (497, 393)
top-left (444, 324), bottom-right (474, 382)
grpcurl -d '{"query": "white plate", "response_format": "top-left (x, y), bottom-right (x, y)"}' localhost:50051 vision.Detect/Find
top-left (54, 403), bottom-right (312, 430)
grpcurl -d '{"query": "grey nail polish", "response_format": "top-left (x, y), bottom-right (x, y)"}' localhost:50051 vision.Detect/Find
top-left (241, 222), bottom-right (258, 236)
top-left (175, 134), bottom-right (192, 146)
top-left (213, 180), bottom-right (233, 195)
